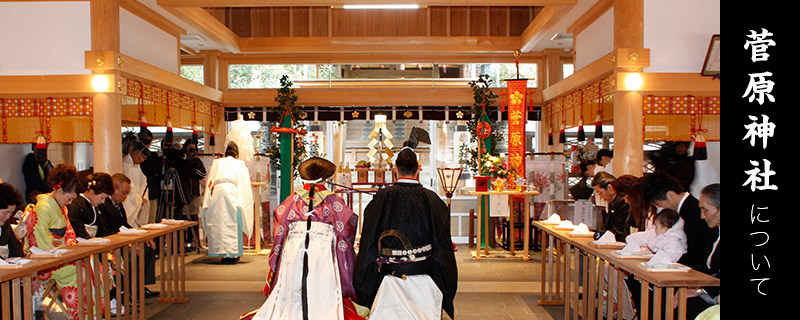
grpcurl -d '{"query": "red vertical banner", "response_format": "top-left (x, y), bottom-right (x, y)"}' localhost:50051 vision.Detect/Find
top-left (505, 79), bottom-right (528, 179)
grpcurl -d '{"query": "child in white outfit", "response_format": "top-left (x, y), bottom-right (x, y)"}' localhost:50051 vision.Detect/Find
top-left (623, 209), bottom-right (688, 265)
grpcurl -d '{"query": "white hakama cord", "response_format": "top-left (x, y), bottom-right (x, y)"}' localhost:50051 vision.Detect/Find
top-left (253, 221), bottom-right (344, 320)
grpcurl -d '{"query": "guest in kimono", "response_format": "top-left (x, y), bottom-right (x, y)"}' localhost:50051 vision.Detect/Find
top-left (591, 172), bottom-right (636, 242)
top-left (241, 157), bottom-right (362, 320)
top-left (200, 142), bottom-right (253, 264)
top-left (67, 172), bottom-right (114, 239)
top-left (353, 147), bottom-right (458, 320)
top-left (21, 163), bottom-right (82, 319)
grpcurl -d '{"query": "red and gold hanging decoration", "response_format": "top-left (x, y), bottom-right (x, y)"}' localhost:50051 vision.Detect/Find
top-left (577, 91), bottom-right (586, 141)
top-left (500, 50), bottom-right (535, 179)
top-left (123, 79), bottom-right (221, 136)
top-left (1, 97), bottom-right (93, 143)
top-left (642, 95), bottom-right (720, 142)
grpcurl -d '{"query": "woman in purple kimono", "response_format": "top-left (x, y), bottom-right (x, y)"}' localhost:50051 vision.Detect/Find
top-left (242, 157), bottom-right (364, 320)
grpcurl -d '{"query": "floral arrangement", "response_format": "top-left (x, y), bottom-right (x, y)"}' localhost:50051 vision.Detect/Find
top-left (482, 153), bottom-right (518, 180)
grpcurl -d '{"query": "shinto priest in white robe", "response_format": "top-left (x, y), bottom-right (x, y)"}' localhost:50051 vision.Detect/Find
top-left (201, 151), bottom-right (254, 258)
top-left (123, 153), bottom-right (149, 228)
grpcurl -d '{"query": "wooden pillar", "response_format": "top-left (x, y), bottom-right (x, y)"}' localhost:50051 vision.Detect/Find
top-left (543, 49), bottom-right (564, 88)
top-left (612, 90), bottom-right (643, 177)
top-left (614, 0), bottom-right (643, 48)
top-left (612, 0), bottom-right (644, 176)
top-left (202, 50), bottom-right (221, 90)
top-left (91, 0), bottom-right (121, 173)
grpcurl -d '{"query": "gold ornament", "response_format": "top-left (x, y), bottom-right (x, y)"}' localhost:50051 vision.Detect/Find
top-left (299, 110), bottom-right (308, 119)
top-left (404, 109), bottom-right (413, 118)
top-left (94, 54), bottom-right (105, 67)
top-left (352, 110), bottom-right (360, 118)
top-left (116, 56), bottom-right (125, 68)
top-left (248, 110), bottom-right (256, 119)
top-left (456, 110), bottom-right (464, 119)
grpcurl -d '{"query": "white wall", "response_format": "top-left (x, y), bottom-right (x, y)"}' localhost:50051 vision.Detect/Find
top-left (120, 8), bottom-right (179, 74)
top-left (0, 2), bottom-right (91, 75)
top-left (0, 144), bottom-right (31, 193)
top-left (644, 0), bottom-right (720, 73)
top-left (574, 9), bottom-right (614, 71)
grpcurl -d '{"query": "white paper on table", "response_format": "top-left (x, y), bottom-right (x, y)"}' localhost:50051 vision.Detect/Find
top-left (569, 223), bottom-right (593, 236)
top-left (141, 223), bottom-right (168, 229)
top-left (489, 194), bottom-right (509, 217)
top-left (543, 213), bottom-right (561, 224)
top-left (556, 220), bottom-right (575, 229)
top-left (118, 226), bottom-right (147, 235)
top-left (77, 237), bottom-right (111, 244)
top-left (30, 246), bottom-right (69, 255)
top-left (593, 231), bottom-right (617, 245)
top-left (646, 251), bottom-right (676, 267)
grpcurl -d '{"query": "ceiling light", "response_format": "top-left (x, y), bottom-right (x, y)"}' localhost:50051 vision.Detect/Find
top-left (343, 4), bottom-right (419, 9)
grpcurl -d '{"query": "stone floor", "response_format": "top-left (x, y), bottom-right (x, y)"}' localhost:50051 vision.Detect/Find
top-left (47, 244), bottom-right (565, 319)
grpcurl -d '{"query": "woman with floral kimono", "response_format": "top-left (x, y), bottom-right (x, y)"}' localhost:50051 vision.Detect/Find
top-left (241, 157), bottom-right (364, 320)
top-left (21, 163), bottom-right (83, 319)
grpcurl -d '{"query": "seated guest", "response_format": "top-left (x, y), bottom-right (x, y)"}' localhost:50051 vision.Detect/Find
top-left (21, 163), bottom-right (82, 319)
top-left (681, 183), bottom-right (720, 319)
top-left (96, 173), bottom-right (132, 237)
top-left (242, 157), bottom-right (362, 320)
top-left (97, 173), bottom-right (159, 299)
top-left (623, 209), bottom-right (687, 265)
top-left (0, 182), bottom-right (25, 259)
top-left (353, 147), bottom-right (458, 320)
top-left (640, 173), bottom-right (711, 268)
top-left (591, 172), bottom-right (636, 242)
top-left (621, 176), bottom-right (656, 233)
top-left (67, 172), bottom-right (114, 239)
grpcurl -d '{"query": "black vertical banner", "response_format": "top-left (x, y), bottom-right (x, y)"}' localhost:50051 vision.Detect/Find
top-left (728, 3), bottom-right (788, 317)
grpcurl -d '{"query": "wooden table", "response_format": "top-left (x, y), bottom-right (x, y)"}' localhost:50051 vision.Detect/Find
top-left (532, 221), bottom-right (720, 320)
top-left (0, 221), bottom-right (196, 320)
top-left (469, 190), bottom-right (539, 260)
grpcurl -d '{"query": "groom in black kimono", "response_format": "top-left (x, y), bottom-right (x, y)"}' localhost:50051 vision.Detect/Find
top-left (353, 147), bottom-right (458, 319)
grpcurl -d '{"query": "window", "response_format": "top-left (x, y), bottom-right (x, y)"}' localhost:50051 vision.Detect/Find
top-left (180, 65), bottom-right (204, 84)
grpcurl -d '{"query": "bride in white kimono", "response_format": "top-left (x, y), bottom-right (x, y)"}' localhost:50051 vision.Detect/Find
top-left (200, 142), bottom-right (253, 263)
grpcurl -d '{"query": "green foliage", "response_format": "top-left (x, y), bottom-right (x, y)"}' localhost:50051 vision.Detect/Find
top-left (460, 75), bottom-right (505, 175)
top-left (228, 64), bottom-right (341, 89)
top-left (265, 75), bottom-right (308, 178)
top-left (179, 65), bottom-right (204, 84)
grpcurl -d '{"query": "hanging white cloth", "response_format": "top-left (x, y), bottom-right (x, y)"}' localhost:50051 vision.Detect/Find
top-left (252, 221), bottom-right (344, 320)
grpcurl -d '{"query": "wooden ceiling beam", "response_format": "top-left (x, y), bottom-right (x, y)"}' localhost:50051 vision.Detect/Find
top-left (219, 52), bottom-right (544, 64)
top-left (158, 0), bottom-right (576, 7)
top-left (238, 36), bottom-right (520, 53)
top-left (519, 4), bottom-right (575, 52)
top-left (159, 6), bottom-right (241, 53)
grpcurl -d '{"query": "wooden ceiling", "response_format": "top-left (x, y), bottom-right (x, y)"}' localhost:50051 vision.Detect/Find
top-left (203, 6), bottom-right (541, 38)
top-left (159, 0), bottom-right (577, 55)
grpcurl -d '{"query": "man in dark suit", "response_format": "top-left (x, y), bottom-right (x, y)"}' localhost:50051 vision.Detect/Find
top-left (97, 174), bottom-right (132, 237)
top-left (98, 173), bottom-right (159, 299)
top-left (641, 173), bottom-right (712, 268)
